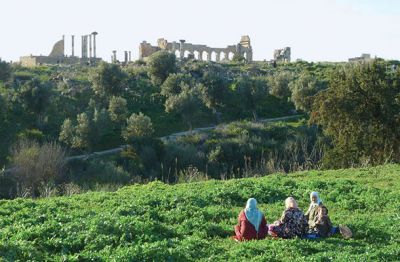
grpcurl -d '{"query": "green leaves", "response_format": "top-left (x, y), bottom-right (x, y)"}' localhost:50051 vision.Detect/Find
top-left (0, 164), bottom-right (399, 261)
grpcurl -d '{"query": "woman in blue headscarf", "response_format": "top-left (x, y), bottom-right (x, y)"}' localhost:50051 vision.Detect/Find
top-left (233, 198), bottom-right (268, 241)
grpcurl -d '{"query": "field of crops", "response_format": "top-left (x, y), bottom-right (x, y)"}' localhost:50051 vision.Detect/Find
top-left (1, 164), bottom-right (399, 261)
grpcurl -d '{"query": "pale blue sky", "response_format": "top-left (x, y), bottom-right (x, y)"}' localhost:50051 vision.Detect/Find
top-left (0, 0), bottom-right (399, 62)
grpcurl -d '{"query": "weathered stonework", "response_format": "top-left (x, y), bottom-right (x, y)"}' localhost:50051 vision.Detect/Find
top-left (139, 36), bottom-right (253, 62)
top-left (274, 47), bottom-right (291, 63)
top-left (20, 33), bottom-right (101, 67)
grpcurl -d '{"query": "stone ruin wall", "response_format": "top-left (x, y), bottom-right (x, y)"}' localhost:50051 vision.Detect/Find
top-left (139, 36), bottom-right (253, 62)
top-left (273, 47), bottom-right (291, 63)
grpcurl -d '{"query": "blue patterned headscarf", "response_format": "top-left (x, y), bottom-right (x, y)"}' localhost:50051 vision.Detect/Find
top-left (244, 198), bottom-right (263, 232)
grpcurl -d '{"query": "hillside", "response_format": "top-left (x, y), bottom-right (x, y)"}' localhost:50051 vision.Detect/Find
top-left (0, 164), bottom-right (399, 261)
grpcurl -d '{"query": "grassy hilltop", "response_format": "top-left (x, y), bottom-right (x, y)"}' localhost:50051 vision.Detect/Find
top-left (0, 164), bottom-right (399, 261)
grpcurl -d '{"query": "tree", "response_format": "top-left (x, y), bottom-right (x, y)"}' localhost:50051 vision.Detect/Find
top-left (198, 64), bottom-right (229, 121)
top-left (289, 72), bottom-right (326, 112)
top-left (59, 118), bottom-right (74, 146)
top-left (268, 71), bottom-right (294, 99)
top-left (123, 113), bottom-right (154, 141)
top-left (92, 108), bottom-right (114, 148)
top-left (0, 59), bottom-right (11, 82)
top-left (147, 51), bottom-right (177, 85)
top-left (91, 62), bottom-right (127, 97)
top-left (161, 73), bottom-right (191, 96)
top-left (311, 61), bottom-right (400, 167)
top-left (72, 113), bottom-right (91, 151)
top-left (231, 76), bottom-right (268, 121)
top-left (108, 96), bottom-right (128, 123)
top-left (19, 78), bottom-right (52, 115)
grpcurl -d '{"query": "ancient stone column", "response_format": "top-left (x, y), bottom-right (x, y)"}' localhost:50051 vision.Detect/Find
top-left (89, 34), bottom-right (92, 58)
top-left (71, 35), bottom-right (75, 57)
top-left (179, 40), bottom-right (185, 59)
top-left (112, 50), bottom-right (117, 63)
top-left (206, 52), bottom-right (211, 61)
top-left (81, 36), bottom-right (85, 58)
top-left (92, 32), bottom-right (98, 58)
top-left (128, 51), bottom-right (131, 62)
top-left (124, 51), bottom-right (128, 64)
top-left (197, 51), bottom-right (202, 61)
top-left (216, 53), bottom-right (220, 62)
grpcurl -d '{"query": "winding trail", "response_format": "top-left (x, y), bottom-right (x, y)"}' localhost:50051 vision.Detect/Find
top-left (1, 115), bottom-right (302, 174)
top-left (65, 115), bottom-right (302, 162)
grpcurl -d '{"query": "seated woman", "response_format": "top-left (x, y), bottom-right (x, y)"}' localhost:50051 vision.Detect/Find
top-left (233, 198), bottom-right (268, 241)
top-left (305, 192), bottom-right (352, 238)
top-left (305, 192), bottom-right (323, 229)
top-left (268, 197), bottom-right (308, 238)
top-left (305, 192), bottom-right (333, 237)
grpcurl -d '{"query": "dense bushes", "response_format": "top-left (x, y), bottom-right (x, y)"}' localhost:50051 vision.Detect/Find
top-left (6, 140), bottom-right (66, 198)
top-left (311, 61), bottom-right (400, 167)
top-left (1, 57), bottom-right (399, 198)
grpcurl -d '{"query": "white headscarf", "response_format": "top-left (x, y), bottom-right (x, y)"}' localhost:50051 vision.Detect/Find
top-left (309, 191), bottom-right (322, 208)
top-left (244, 198), bottom-right (263, 232)
top-left (285, 197), bottom-right (298, 209)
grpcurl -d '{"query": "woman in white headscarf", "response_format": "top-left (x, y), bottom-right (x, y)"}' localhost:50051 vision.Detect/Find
top-left (233, 198), bottom-right (268, 241)
top-left (305, 191), bottom-right (323, 229)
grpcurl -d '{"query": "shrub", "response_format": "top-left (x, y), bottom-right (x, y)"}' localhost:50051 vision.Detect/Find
top-left (123, 113), bottom-right (154, 141)
top-left (9, 140), bottom-right (66, 197)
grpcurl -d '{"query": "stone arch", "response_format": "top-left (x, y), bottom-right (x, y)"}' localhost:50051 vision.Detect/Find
top-left (174, 50), bottom-right (181, 58)
top-left (194, 50), bottom-right (201, 60)
top-left (220, 52), bottom-right (227, 61)
top-left (184, 50), bottom-right (192, 58)
top-left (228, 52), bottom-right (235, 60)
top-left (243, 52), bottom-right (247, 60)
top-left (211, 51), bottom-right (218, 61)
top-left (202, 51), bottom-right (209, 61)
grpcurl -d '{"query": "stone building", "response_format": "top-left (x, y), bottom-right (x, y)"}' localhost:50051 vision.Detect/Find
top-left (139, 36), bottom-right (253, 62)
top-left (273, 47), bottom-right (291, 63)
top-left (20, 32), bottom-right (101, 67)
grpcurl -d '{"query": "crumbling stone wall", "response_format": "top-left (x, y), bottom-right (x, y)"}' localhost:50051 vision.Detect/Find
top-left (274, 47), bottom-right (291, 63)
top-left (139, 36), bottom-right (253, 62)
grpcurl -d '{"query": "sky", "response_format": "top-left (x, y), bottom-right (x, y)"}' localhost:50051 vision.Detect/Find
top-left (0, 0), bottom-right (399, 62)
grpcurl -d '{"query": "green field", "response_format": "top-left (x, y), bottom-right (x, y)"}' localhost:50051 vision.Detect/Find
top-left (0, 164), bottom-right (399, 261)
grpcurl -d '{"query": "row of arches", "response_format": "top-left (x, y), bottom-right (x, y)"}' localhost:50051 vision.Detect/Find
top-left (173, 50), bottom-right (247, 62)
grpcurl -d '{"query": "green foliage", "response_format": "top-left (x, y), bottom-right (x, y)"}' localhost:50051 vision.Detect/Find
top-left (123, 113), bottom-right (154, 141)
top-left (0, 164), bottom-right (399, 261)
top-left (59, 118), bottom-right (74, 146)
top-left (9, 140), bottom-right (66, 197)
top-left (0, 59), bottom-right (12, 82)
top-left (231, 76), bottom-right (268, 120)
top-left (147, 51), bottom-right (177, 85)
top-left (268, 71), bottom-right (294, 99)
top-left (311, 61), bottom-right (400, 167)
top-left (91, 62), bottom-right (128, 97)
top-left (198, 63), bottom-right (230, 116)
top-left (19, 78), bottom-right (53, 115)
top-left (108, 96), bottom-right (128, 123)
top-left (289, 72), bottom-right (327, 112)
top-left (72, 113), bottom-right (91, 151)
top-left (68, 159), bottom-right (131, 185)
top-left (164, 84), bottom-right (203, 130)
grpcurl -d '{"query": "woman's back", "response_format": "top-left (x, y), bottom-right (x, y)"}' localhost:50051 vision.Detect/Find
top-left (280, 207), bottom-right (308, 238)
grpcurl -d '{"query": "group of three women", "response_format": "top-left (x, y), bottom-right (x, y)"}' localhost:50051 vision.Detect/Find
top-left (233, 192), bottom-right (350, 241)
